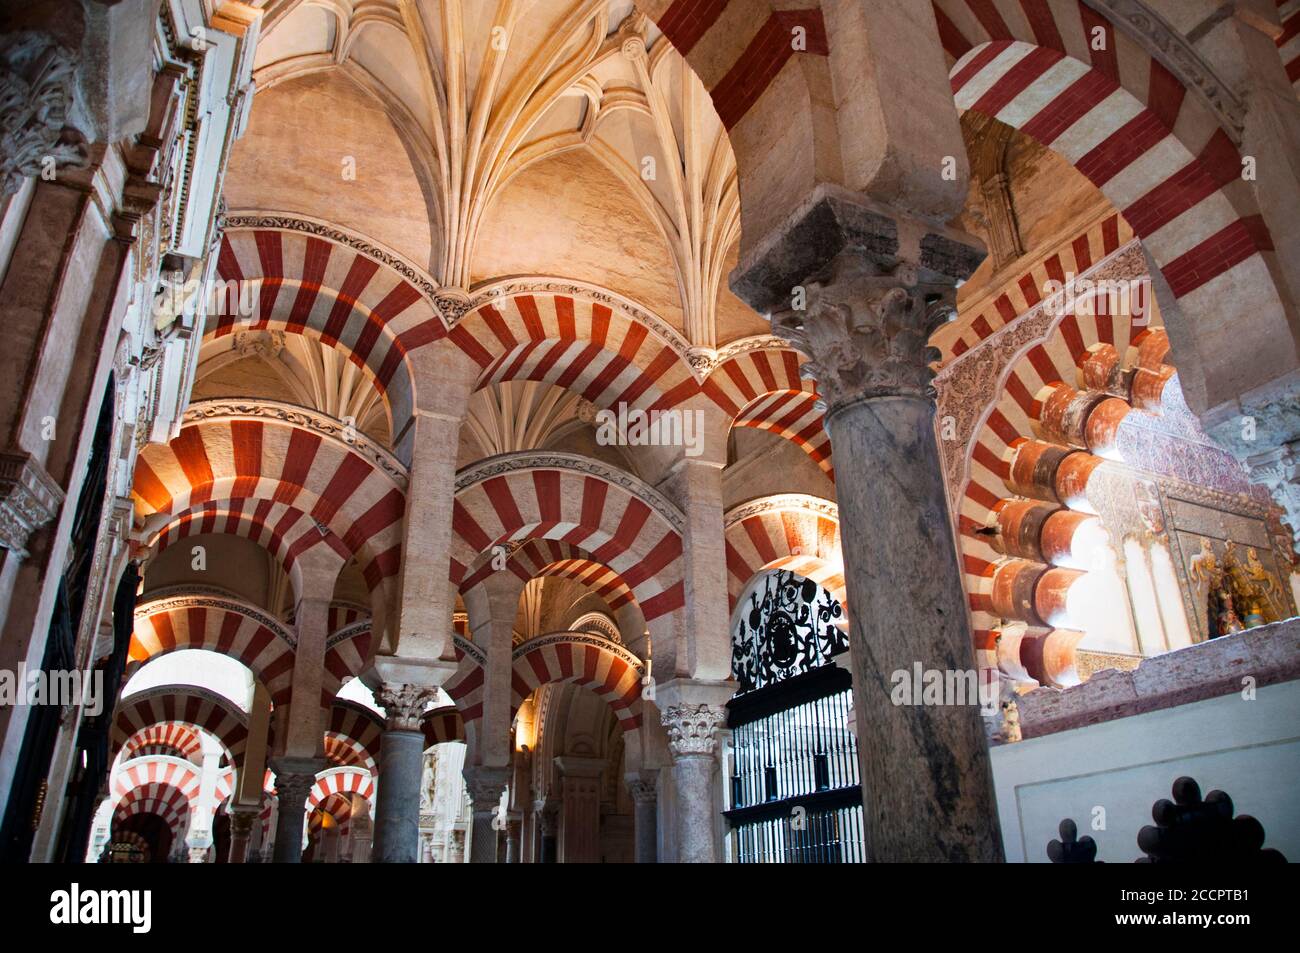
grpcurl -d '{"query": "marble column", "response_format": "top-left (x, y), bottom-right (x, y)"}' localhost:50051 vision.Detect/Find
top-left (661, 703), bottom-right (725, 863)
top-left (463, 765), bottom-right (509, 864)
top-left (626, 776), bottom-right (658, 864)
top-left (536, 800), bottom-right (559, 863)
top-left (769, 250), bottom-right (1003, 862)
top-left (505, 817), bottom-right (522, 863)
top-left (227, 806), bottom-right (259, 863)
top-left (268, 759), bottom-right (323, 864)
top-left (372, 683), bottom-right (437, 863)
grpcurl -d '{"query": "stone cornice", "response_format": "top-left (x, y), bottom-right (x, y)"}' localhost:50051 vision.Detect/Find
top-left (724, 493), bottom-right (838, 529)
top-left (183, 398), bottom-right (408, 489)
top-left (456, 450), bottom-right (685, 534)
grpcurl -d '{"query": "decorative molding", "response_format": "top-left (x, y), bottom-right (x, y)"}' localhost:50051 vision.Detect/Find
top-left (456, 450), bottom-right (685, 534)
top-left (1083, 0), bottom-right (1246, 144)
top-left (182, 398), bottom-right (408, 489)
top-left (0, 33), bottom-right (89, 196)
top-left (134, 593), bottom-right (297, 649)
top-left (661, 703), bottom-right (727, 758)
top-left (724, 493), bottom-right (838, 529)
top-left (0, 451), bottom-right (65, 560)
top-left (453, 633), bottom-right (486, 667)
top-left (568, 611), bottom-right (622, 645)
top-left (222, 211), bottom-right (443, 307)
top-left (326, 619), bottom-right (372, 650)
top-left (512, 630), bottom-right (644, 675)
top-left (375, 682), bottom-right (439, 732)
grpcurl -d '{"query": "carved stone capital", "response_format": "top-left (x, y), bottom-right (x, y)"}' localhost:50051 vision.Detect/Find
top-left (0, 450), bottom-right (65, 560)
top-left (661, 703), bottom-right (727, 759)
top-left (270, 759), bottom-right (325, 809)
top-left (376, 682), bottom-right (438, 732)
top-left (0, 33), bottom-right (90, 197)
top-left (625, 777), bottom-right (657, 804)
top-left (771, 253), bottom-right (957, 413)
top-left (462, 765), bottom-right (510, 811)
top-left (228, 807), bottom-right (259, 837)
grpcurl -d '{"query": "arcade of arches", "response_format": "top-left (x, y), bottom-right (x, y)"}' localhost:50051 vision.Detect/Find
top-left (1, 0), bottom-right (1299, 864)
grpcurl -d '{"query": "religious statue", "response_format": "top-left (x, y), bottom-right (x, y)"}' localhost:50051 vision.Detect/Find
top-left (996, 699), bottom-right (1022, 744)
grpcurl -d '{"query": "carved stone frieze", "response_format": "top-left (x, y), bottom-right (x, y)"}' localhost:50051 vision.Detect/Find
top-left (661, 703), bottom-right (727, 759)
top-left (0, 33), bottom-right (89, 196)
top-left (723, 493), bottom-right (838, 529)
top-left (375, 682), bottom-right (439, 732)
top-left (0, 451), bottom-right (65, 560)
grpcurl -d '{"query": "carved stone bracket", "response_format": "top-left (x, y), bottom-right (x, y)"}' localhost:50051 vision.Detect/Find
top-left (0, 450), bottom-right (65, 560)
top-left (376, 682), bottom-right (438, 732)
top-left (0, 33), bottom-right (90, 197)
top-left (661, 703), bottom-right (727, 759)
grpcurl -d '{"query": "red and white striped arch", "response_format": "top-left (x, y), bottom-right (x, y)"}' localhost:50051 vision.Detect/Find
top-left (111, 759), bottom-right (201, 839)
top-left (450, 455), bottom-right (685, 624)
top-left (214, 226), bottom-right (447, 443)
top-left (308, 792), bottom-right (357, 838)
top-left (423, 705), bottom-right (467, 747)
top-left (132, 417), bottom-right (405, 592)
top-left (329, 601), bottom-right (369, 634)
top-left (307, 766), bottom-right (374, 813)
top-left (957, 301), bottom-right (1158, 658)
top-left (1277, 0), bottom-right (1299, 94)
top-left (509, 632), bottom-right (646, 731)
top-left (723, 495), bottom-right (845, 615)
top-left (111, 687), bottom-right (249, 767)
top-left (442, 635), bottom-right (487, 727)
top-left (325, 700), bottom-right (384, 773)
top-left (706, 345), bottom-right (834, 479)
top-left (323, 620), bottom-right (374, 704)
top-left (120, 723), bottom-right (203, 762)
top-left (936, 213), bottom-right (1135, 362)
top-left (129, 598), bottom-right (296, 704)
top-left (936, 1), bottom-right (1276, 320)
top-left (449, 291), bottom-right (698, 414)
top-left (459, 538), bottom-right (638, 617)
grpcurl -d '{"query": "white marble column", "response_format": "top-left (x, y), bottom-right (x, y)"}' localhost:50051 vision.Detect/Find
top-left (372, 682), bottom-right (438, 863)
top-left (661, 703), bottom-right (726, 864)
top-left (463, 765), bottom-right (509, 864)
top-left (770, 250), bottom-right (1003, 861)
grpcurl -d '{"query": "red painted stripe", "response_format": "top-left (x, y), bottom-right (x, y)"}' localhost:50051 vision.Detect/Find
top-left (1161, 215), bottom-right (1272, 298)
top-left (712, 10), bottom-right (828, 130)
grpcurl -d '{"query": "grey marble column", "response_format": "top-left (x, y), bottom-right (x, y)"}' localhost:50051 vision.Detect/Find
top-left (769, 250), bottom-right (1003, 862)
top-left (505, 818), bottom-right (522, 863)
top-left (268, 759), bottom-right (323, 863)
top-left (463, 765), bottom-right (509, 863)
top-left (536, 800), bottom-right (559, 863)
top-left (227, 806), bottom-right (259, 863)
top-left (626, 776), bottom-right (658, 863)
top-left (372, 683), bottom-right (437, 863)
top-left (661, 704), bottom-right (725, 863)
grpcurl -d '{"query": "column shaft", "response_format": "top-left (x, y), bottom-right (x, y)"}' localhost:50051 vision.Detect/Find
top-left (371, 728), bottom-right (425, 863)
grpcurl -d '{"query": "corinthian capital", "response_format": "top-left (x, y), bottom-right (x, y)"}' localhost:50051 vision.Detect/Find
top-left (661, 703), bottom-right (727, 759)
top-left (376, 683), bottom-right (437, 731)
top-left (770, 254), bottom-right (957, 413)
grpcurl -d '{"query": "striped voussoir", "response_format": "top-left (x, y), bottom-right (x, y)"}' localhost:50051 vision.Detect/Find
top-left (450, 292), bottom-right (698, 414)
top-left (323, 619), bottom-right (374, 704)
top-left (309, 792), bottom-right (357, 837)
top-left (132, 416), bottom-right (405, 591)
top-left (129, 597), bottom-right (297, 705)
top-left (705, 346), bottom-right (833, 478)
top-left (442, 635), bottom-right (487, 728)
top-left (120, 722), bottom-right (203, 762)
top-left (651, 0), bottom-right (829, 130)
top-left (462, 538), bottom-right (638, 617)
top-left (307, 766), bottom-right (374, 813)
top-left (325, 700), bottom-right (384, 772)
top-left (723, 496), bottom-right (845, 614)
top-left (509, 632), bottom-right (646, 731)
top-left (422, 705), bottom-right (466, 747)
top-left (111, 758), bottom-right (202, 839)
top-left (1278, 0), bottom-right (1300, 93)
top-left (937, 214), bottom-right (1134, 361)
top-left (450, 456), bottom-right (685, 624)
top-left (111, 687), bottom-right (249, 767)
top-left (214, 767), bottom-right (235, 808)
top-left (214, 228), bottom-right (445, 442)
top-left (328, 601), bottom-right (369, 634)
top-left (958, 302), bottom-right (1159, 662)
top-left (148, 497), bottom-right (350, 583)
top-left (937, 0), bottom-right (1275, 314)
top-left (323, 733), bottom-right (373, 771)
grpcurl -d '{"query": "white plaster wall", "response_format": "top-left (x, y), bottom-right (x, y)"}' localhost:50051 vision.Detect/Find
top-left (991, 681), bottom-right (1300, 863)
